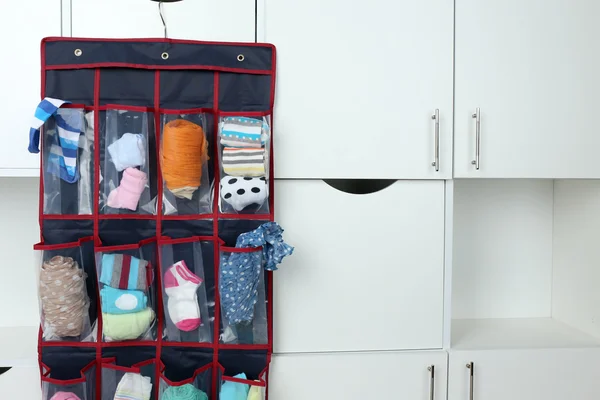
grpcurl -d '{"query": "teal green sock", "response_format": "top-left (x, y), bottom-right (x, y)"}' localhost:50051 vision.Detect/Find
top-left (162, 383), bottom-right (208, 400)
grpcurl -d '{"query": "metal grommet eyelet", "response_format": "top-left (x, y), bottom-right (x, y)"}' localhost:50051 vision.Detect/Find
top-left (74, 49), bottom-right (82, 57)
top-left (161, 52), bottom-right (169, 60)
top-left (237, 54), bottom-right (245, 62)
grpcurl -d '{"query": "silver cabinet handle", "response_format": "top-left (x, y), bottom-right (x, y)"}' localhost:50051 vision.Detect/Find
top-left (431, 109), bottom-right (440, 171)
top-left (427, 365), bottom-right (435, 400)
top-left (471, 108), bottom-right (480, 169)
top-left (466, 362), bottom-right (474, 400)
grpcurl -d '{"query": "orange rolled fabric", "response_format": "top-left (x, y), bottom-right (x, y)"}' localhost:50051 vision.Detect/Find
top-left (161, 119), bottom-right (210, 199)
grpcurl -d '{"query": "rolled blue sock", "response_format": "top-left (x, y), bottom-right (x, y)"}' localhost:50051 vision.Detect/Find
top-left (100, 286), bottom-right (147, 314)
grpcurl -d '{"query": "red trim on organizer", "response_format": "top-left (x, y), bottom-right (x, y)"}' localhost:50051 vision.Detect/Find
top-left (211, 71), bottom-right (221, 400)
top-left (101, 357), bottom-right (156, 373)
top-left (41, 341), bottom-right (98, 348)
top-left (93, 69), bottom-right (101, 249)
top-left (264, 354), bottom-right (271, 400)
top-left (158, 236), bottom-right (220, 245)
top-left (46, 63), bottom-right (273, 75)
top-left (218, 213), bottom-right (272, 221)
top-left (96, 237), bottom-right (157, 252)
top-left (161, 341), bottom-right (214, 348)
top-left (100, 340), bottom-right (158, 348)
top-left (218, 344), bottom-right (270, 350)
top-left (270, 46), bottom-right (277, 109)
top-left (153, 69), bottom-right (164, 400)
top-left (41, 359), bottom-right (96, 385)
top-left (217, 364), bottom-right (268, 387)
top-left (220, 246), bottom-right (263, 253)
top-left (98, 214), bottom-right (157, 220)
top-left (60, 103), bottom-right (88, 109)
top-left (43, 36), bottom-right (276, 49)
top-left (38, 38), bottom-right (46, 238)
top-left (267, 114), bottom-right (275, 354)
top-left (42, 214), bottom-right (93, 220)
top-left (160, 107), bottom-right (214, 115)
top-left (218, 111), bottom-right (272, 117)
top-left (103, 104), bottom-right (154, 112)
top-left (159, 361), bottom-right (213, 386)
top-left (162, 214), bottom-right (214, 221)
top-left (33, 236), bottom-right (93, 250)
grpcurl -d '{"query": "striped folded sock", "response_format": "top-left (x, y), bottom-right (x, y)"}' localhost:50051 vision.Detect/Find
top-left (46, 109), bottom-right (84, 183)
top-left (99, 254), bottom-right (149, 290)
top-left (220, 117), bottom-right (265, 148)
top-left (28, 97), bottom-right (83, 183)
top-left (222, 147), bottom-right (266, 177)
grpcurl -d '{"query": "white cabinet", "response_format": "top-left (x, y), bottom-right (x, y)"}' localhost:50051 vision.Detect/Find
top-left (0, 367), bottom-right (41, 398)
top-left (270, 350), bottom-right (447, 400)
top-left (0, 2), bottom-right (60, 176)
top-left (454, 0), bottom-right (600, 178)
top-left (263, 0), bottom-right (454, 179)
top-left (274, 180), bottom-right (445, 352)
top-left (71, 0), bottom-right (255, 42)
top-left (448, 349), bottom-right (600, 400)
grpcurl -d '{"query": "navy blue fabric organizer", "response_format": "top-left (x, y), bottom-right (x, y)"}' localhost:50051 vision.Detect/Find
top-left (35, 37), bottom-right (276, 399)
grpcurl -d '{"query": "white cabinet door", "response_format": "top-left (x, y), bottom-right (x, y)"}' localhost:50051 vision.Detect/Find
top-left (448, 349), bottom-right (600, 400)
top-left (72, 0), bottom-right (255, 42)
top-left (0, 367), bottom-right (41, 399)
top-left (263, 0), bottom-right (453, 179)
top-left (274, 180), bottom-right (445, 352)
top-left (270, 351), bottom-right (448, 400)
top-left (455, 0), bottom-right (600, 178)
top-left (0, 2), bottom-right (60, 176)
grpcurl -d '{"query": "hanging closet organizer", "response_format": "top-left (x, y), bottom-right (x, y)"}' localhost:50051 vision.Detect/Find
top-left (33, 37), bottom-right (276, 399)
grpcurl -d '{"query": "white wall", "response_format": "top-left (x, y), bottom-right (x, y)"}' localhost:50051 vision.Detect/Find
top-left (0, 178), bottom-right (40, 328)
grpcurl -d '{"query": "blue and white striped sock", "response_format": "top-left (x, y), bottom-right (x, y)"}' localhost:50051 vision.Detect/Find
top-left (28, 98), bottom-right (83, 183)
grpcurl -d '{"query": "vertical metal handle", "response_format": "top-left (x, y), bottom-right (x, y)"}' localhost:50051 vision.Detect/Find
top-left (466, 362), bottom-right (474, 400)
top-left (428, 365), bottom-right (435, 400)
top-left (431, 110), bottom-right (440, 171)
top-left (471, 108), bottom-right (480, 169)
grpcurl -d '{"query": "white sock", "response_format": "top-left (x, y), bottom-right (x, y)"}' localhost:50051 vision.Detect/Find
top-left (164, 261), bottom-right (202, 332)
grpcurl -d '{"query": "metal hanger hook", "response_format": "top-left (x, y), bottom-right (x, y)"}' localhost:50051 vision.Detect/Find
top-left (159, 1), bottom-right (168, 39)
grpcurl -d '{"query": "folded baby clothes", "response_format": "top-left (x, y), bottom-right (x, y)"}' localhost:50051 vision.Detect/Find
top-left (161, 384), bottom-right (208, 400)
top-left (222, 147), bottom-right (266, 177)
top-left (220, 117), bottom-right (265, 148)
top-left (164, 261), bottom-right (202, 332)
top-left (103, 307), bottom-right (154, 341)
top-left (39, 256), bottom-right (88, 338)
top-left (100, 286), bottom-right (147, 315)
top-left (219, 374), bottom-right (249, 400)
top-left (220, 176), bottom-right (268, 212)
top-left (100, 254), bottom-right (148, 290)
top-left (49, 391), bottom-right (82, 400)
top-left (107, 167), bottom-right (148, 211)
top-left (247, 385), bottom-right (264, 400)
top-left (108, 133), bottom-right (146, 171)
top-left (114, 372), bottom-right (152, 400)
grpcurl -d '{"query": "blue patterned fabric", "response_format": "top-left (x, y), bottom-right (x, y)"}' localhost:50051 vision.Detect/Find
top-left (220, 222), bottom-right (294, 324)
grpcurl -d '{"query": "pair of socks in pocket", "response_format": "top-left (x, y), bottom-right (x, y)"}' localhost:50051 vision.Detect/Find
top-left (222, 147), bottom-right (265, 177)
top-left (114, 372), bottom-right (152, 400)
top-left (100, 254), bottom-right (154, 340)
top-left (220, 176), bottom-right (268, 212)
top-left (164, 261), bottom-right (203, 332)
top-left (107, 167), bottom-right (148, 211)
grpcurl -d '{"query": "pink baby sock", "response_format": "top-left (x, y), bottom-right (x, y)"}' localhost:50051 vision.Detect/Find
top-left (107, 167), bottom-right (148, 211)
top-left (164, 261), bottom-right (202, 331)
top-left (49, 392), bottom-right (82, 400)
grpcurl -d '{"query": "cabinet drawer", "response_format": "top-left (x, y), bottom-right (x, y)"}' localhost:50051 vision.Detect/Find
top-left (270, 350), bottom-right (448, 400)
top-left (274, 180), bottom-right (445, 352)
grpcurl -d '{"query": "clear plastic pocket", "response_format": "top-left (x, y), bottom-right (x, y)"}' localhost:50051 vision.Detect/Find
top-left (217, 365), bottom-right (267, 400)
top-left (95, 239), bottom-right (157, 342)
top-left (218, 114), bottom-right (271, 215)
top-left (35, 238), bottom-right (95, 342)
top-left (159, 363), bottom-right (213, 399)
top-left (159, 237), bottom-right (213, 343)
top-left (101, 358), bottom-right (155, 400)
top-left (101, 108), bottom-right (155, 215)
top-left (219, 247), bottom-right (268, 345)
top-left (41, 360), bottom-right (96, 400)
top-left (160, 112), bottom-right (213, 215)
top-left (42, 107), bottom-right (94, 215)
